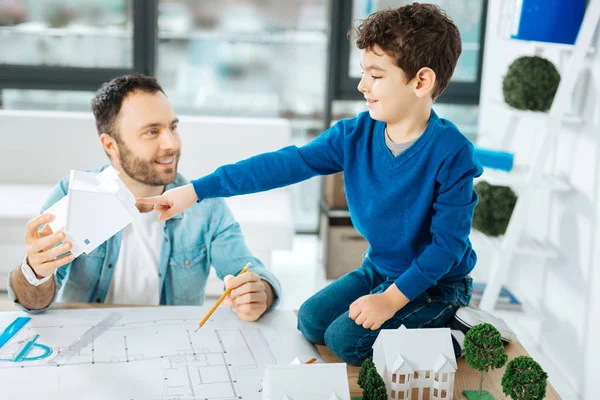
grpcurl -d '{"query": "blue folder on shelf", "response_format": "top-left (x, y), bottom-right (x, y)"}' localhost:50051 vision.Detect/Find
top-left (474, 147), bottom-right (514, 172)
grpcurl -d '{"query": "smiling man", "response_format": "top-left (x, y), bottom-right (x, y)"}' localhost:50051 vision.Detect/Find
top-left (8, 74), bottom-right (281, 320)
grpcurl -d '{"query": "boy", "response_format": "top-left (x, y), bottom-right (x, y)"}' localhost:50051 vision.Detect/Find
top-left (138, 3), bottom-right (482, 365)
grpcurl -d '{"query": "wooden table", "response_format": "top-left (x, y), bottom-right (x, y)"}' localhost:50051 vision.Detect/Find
top-left (0, 300), bottom-right (561, 399)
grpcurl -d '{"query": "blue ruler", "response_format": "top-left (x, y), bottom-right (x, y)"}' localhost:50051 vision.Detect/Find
top-left (0, 317), bottom-right (31, 350)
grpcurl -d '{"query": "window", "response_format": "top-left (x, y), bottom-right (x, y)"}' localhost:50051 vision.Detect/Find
top-left (391, 390), bottom-right (396, 399)
top-left (399, 375), bottom-right (406, 384)
top-left (392, 373), bottom-right (397, 383)
top-left (435, 372), bottom-right (440, 382)
top-left (399, 391), bottom-right (404, 399)
top-left (414, 371), bottom-right (419, 379)
top-left (156, 0), bottom-right (329, 233)
top-left (434, 388), bottom-right (439, 397)
top-left (443, 373), bottom-right (448, 382)
top-left (0, 0), bottom-right (134, 68)
top-left (442, 389), bottom-right (448, 398)
top-left (0, 0), bottom-right (156, 91)
top-left (426, 371), bottom-right (431, 379)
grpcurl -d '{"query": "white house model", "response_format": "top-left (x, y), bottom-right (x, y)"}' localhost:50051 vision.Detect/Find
top-left (372, 326), bottom-right (457, 400)
top-left (46, 167), bottom-right (139, 257)
top-left (261, 362), bottom-right (350, 400)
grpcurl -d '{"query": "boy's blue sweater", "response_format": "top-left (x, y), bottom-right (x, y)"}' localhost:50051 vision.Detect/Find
top-left (192, 110), bottom-right (483, 300)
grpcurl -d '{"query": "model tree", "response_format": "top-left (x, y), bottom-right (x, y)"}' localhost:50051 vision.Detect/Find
top-left (501, 356), bottom-right (548, 400)
top-left (463, 323), bottom-right (508, 400)
top-left (362, 367), bottom-right (386, 400)
top-left (358, 357), bottom-right (375, 389)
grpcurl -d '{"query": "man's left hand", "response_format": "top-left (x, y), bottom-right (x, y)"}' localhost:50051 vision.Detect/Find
top-left (223, 271), bottom-right (274, 321)
top-left (348, 284), bottom-right (409, 330)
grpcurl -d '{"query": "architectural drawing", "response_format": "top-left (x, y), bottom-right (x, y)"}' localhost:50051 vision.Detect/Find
top-left (0, 306), bottom-right (319, 399)
top-left (262, 363), bottom-right (350, 400)
top-left (372, 326), bottom-right (457, 400)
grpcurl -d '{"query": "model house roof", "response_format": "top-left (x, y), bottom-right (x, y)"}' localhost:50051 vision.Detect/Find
top-left (262, 363), bottom-right (350, 400)
top-left (373, 326), bottom-right (457, 373)
top-left (46, 167), bottom-right (139, 257)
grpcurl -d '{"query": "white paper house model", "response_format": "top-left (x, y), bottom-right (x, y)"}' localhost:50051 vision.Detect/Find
top-left (45, 167), bottom-right (139, 257)
top-left (372, 326), bottom-right (457, 400)
top-left (262, 363), bottom-right (350, 400)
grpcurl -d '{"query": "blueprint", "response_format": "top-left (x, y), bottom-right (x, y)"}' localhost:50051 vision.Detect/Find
top-left (0, 306), bottom-right (321, 399)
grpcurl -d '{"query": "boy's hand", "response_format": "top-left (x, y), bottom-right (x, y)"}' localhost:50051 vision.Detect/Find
top-left (136, 184), bottom-right (198, 221)
top-left (223, 272), bottom-right (274, 322)
top-left (348, 284), bottom-right (409, 330)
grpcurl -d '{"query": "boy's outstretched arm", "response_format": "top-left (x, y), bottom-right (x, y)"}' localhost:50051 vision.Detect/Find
top-left (138, 119), bottom-right (351, 220)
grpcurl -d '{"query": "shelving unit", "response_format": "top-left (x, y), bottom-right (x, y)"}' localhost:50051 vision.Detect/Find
top-left (478, 0), bottom-right (600, 312)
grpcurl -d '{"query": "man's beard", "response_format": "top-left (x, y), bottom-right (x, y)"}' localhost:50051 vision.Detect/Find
top-left (116, 139), bottom-right (181, 186)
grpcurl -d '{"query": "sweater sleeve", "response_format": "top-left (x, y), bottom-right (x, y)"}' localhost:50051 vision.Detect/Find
top-left (394, 142), bottom-right (483, 300)
top-left (191, 119), bottom-right (349, 201)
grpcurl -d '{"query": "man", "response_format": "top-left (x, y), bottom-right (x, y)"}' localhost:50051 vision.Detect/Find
top-left (8, 74), bottom-right (280, 321)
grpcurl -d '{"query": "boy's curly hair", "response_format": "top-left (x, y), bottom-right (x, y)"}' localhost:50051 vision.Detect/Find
top-left (350, 3), bottom-right (462, 100)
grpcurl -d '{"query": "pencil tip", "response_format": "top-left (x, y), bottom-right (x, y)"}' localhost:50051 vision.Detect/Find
top-left (195, 327), bottom-right (199, 332)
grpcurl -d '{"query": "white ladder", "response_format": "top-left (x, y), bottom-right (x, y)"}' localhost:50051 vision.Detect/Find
top-left (479, 0), bottom-right (600, 312)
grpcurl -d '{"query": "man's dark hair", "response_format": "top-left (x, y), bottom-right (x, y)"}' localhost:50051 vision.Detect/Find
top-left (91, 74), bottom-right (165, 138)
top-left (350, 3), bottom-right (462, 100)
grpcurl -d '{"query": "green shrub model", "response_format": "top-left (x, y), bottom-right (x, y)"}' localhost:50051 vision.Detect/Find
top-left (502, 356), bottom-right (548, 400)
top-left (463, 323), bottom-right (508, 400)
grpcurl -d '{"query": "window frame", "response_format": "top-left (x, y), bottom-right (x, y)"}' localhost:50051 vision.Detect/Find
top-left (0, 0), bottom-right (157, 91)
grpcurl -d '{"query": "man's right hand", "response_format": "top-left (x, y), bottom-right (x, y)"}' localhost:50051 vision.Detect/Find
top-left (24, 214), bottom-right (74, 278)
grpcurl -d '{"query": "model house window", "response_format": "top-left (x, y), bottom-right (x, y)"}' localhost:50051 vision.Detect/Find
top-left (426, 371), bottom-right (431, 379)
top-left (392, 373), bottom-right (397, 383)
top-left (442, 389), bottom-right (448, 398)
top-left (414, 371), bottom-right (419, 379)
top-left (399, 391), bottom-right (405, 399)
top-left (434, 388), bottom-right (439, 397)
top-left (435, 372), bottom-right (440, 382)
top-left (400, 375), bottom-right (406, 384)
top-left (442, 373), bottom-right (448, 382)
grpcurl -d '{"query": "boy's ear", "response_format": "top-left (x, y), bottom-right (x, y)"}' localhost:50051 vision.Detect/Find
top-left (413, 67), bottom-right (436, 99)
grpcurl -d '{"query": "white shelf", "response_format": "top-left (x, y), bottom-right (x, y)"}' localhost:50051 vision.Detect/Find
top-left (500, 37), bottom-right (596, 55)
top-left (470, 229), bottom-right (561, 259)
top-left (476, 165), bottom-right (573, 193)
top-left (489, 99), bottom-right (584, 125)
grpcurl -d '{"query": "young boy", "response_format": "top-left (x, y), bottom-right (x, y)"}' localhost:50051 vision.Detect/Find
top-left (138, 3), bottom-right (482, 365)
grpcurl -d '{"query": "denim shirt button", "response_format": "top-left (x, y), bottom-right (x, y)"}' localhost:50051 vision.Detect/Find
top-left (427, 298), bottom-right (432, 303)
top-left (107, 264), bottom-right (113, 269)
top-left (185, 260), bottom-right (190, 266)
top-left (164, 238), bottom-right (169, 242)
top-left (448, 305), bottom-right (453, 309)
top-left (95, 298), bottom-right (101, 303)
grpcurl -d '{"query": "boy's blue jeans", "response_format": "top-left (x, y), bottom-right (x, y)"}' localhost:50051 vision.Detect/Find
top-left (297, 259), bottom-right (472, 366)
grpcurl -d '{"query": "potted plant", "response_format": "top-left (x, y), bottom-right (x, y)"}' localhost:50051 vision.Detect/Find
top-left (473, 181), bottom-right (518, 237)
top-left (502, 56), bottom-right (560, 112)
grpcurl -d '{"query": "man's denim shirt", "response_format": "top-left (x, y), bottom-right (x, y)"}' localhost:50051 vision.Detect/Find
top-left (8, 165), bottom-right (282, 313)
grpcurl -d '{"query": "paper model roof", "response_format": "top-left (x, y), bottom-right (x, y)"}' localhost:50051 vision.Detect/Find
top-left (47, 167), bottom-right (139, 257)
top-left (262, 363), bottom-right (350, 400)
top-left (373, 326), bottom-right (457, 373)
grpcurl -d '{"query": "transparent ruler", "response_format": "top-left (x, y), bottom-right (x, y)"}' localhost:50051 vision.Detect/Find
top-left (48, 312), bottom-right (123, 366)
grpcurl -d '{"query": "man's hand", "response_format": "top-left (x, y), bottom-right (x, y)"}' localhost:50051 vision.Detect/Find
top-left (136, 183), bottom-right (198, 221)
top-left (25, 214), bottom-right (74, 278)
top-left (222, 272), bottom-right (274, 322)
top-left (348, 284), bottom-right (409, 330)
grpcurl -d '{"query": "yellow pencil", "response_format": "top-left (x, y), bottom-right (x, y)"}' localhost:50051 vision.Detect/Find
top-left (195, 263), bottom-right (251, 331)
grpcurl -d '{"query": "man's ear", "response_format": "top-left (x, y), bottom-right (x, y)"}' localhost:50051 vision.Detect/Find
top-left (99, 133), bottom-right (119, 160)
top-left (413, 67), bottom-right (436, 99)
